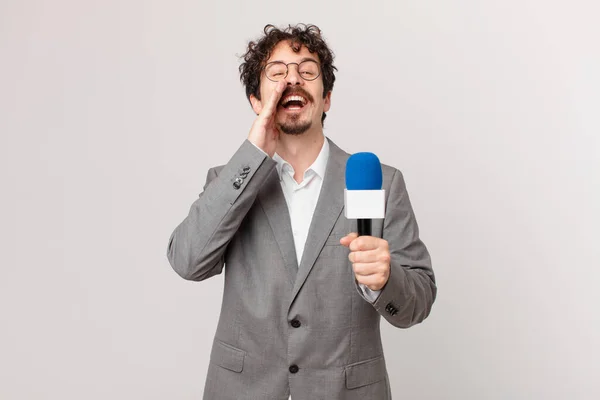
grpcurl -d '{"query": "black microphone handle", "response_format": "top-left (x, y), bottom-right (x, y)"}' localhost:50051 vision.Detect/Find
top-left (357, 219), bottom-right (372, 236)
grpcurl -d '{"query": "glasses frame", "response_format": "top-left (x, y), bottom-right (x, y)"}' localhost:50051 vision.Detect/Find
top-left (263, 60), bottom-right (321, 82)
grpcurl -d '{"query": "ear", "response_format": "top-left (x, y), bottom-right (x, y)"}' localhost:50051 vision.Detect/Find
top-left (250, 94), bottom-right (263, 115)
top-left (323, 91), bottom-right (332, 112)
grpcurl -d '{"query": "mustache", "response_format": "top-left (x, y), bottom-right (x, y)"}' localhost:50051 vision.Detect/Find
top-left (281, 87), bottom-right (314, 103)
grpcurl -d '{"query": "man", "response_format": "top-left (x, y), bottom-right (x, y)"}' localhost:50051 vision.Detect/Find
top-left (167, 24), bottom-right (436, 400)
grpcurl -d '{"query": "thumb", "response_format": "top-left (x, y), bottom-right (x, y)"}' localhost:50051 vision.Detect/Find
top-left (340, 232), bottom-right (359, 247)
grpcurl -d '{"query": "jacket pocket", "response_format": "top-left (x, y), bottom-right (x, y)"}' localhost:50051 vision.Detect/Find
top-left (210, 340), bottom-right (245, 373)
top-left (344, 356), bottom-right (386, 389)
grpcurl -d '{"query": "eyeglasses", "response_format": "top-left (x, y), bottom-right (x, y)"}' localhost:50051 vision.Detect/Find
top-left (264, 60), bottom-right (321, 82)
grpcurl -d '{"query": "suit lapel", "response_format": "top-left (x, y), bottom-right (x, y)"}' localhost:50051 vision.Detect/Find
top-left (258, 169), bottom-right (298, 285)
top-left (290, 139), bottom-right (348, 302)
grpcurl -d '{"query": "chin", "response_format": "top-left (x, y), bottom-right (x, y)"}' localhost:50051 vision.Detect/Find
top-left (280, 122), bottom-right (312, 135)
top-left (277, 115), bottom-right (313, 135)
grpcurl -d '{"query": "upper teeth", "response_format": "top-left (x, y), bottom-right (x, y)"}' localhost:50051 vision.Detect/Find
top-left (282, 95), bottom-right (306, 105)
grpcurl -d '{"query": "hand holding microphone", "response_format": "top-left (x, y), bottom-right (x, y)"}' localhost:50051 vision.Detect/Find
top-left (340, 152), bottom-right (391, 291)
top-left (340, 233), bottom-right (391, 291)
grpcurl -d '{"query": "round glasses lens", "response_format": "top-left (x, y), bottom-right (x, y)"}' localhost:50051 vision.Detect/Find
top-left (265, 63), bottom-right (287, 81)
top-left (298, 61), bottom-right (319, 80)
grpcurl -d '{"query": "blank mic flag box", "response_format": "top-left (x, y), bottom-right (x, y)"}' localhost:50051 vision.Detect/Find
top-left (343, 189), bottom-right (386, 219)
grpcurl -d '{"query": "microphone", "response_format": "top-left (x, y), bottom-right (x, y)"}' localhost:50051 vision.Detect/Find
top-left (344, 153), bottom-right (385, 236)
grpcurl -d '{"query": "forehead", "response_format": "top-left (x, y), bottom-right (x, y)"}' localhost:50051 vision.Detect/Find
top-left (267, 40), bottom-right (320, 63)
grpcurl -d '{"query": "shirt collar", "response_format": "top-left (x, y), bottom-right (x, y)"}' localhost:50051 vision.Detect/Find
top-left (273, 136), bottom-right (330, 181)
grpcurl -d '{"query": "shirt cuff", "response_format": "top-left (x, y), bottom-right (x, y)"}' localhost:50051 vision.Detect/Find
top-left (359, 283), bottom-right (382, 303)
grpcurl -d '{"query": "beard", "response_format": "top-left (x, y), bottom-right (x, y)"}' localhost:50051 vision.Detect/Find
top-left (278, 113), bottom-right (312, 135)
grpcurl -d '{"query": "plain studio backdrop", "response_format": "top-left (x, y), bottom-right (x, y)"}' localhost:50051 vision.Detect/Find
top-left (1, 0), bottom-right (599, 399)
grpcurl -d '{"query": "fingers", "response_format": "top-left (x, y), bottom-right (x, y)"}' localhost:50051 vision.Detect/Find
top-left (259, 81), bottom-right (285, 121)
top-left (340, 232), bottom-right (358, 247)
top-left (348, 249), bottom-right (390, 264)
top-left (352, 262), bottom-right (387, 276)
top-left (341, 235), bottom-right (388, 252)
top-left (353, 267), bottom-right (387, 291)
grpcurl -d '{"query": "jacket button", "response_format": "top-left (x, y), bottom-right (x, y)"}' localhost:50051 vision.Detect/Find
top-left (242, 166), bottom-right (251, 172)
top-left (291, 319), bottom-right (301, 328)
top-left (233, 181), bottom-right (241, 189)
top-left (289, 365), bottom-right (299, 374)
top-left (385, 302), bottom-right (398, 315)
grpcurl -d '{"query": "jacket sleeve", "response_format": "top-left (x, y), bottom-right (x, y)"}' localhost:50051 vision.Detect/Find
top-left (166, 140), bottom-right (276, 281)
top-left (371, 168), bottom-right (437, 328)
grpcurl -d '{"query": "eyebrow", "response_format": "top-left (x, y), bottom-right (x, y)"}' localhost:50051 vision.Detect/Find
top-left (269, 57), bottom-right (319, 64)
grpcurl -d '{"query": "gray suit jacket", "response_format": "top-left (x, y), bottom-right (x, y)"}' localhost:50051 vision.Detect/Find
top-left (167, 138), bottom-right (436, 400)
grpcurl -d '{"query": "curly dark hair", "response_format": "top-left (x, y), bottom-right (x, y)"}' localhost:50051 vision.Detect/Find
top-left (239, 24), bottom-right (337, 124)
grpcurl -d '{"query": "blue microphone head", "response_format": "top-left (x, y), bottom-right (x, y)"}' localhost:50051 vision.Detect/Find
top-left (345, 152), bottom-right (383, 190)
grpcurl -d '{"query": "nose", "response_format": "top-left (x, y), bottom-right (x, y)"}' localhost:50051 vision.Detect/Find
top-left (285, 63), bottom-right (303, 86)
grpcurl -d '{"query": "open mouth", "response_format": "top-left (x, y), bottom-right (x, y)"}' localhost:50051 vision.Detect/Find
top-left (279, 94), bottom-right (308, 111)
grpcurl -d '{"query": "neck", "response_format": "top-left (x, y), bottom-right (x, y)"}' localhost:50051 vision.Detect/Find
top-left (276, 130), bottom-right (325, 182)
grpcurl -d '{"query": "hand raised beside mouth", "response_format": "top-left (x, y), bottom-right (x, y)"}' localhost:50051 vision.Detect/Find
top-left (248, 80), bottom-right (285, 158)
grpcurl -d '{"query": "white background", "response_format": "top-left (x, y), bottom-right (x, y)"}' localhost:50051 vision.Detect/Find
top-left (1, 0), bottom-right (599, 399)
